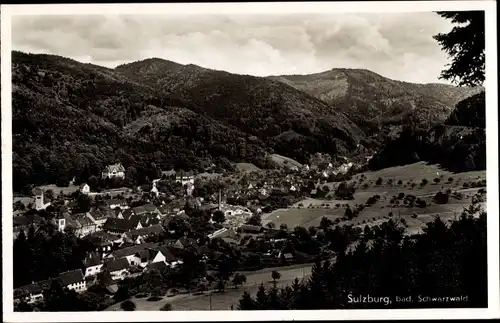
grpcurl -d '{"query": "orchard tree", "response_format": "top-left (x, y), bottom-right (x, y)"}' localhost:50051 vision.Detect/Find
top-left (433, 11), bottom-right (485, 86)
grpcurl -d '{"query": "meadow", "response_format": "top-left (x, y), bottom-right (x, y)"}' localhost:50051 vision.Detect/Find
top-left (262, 162), bottom-right (486, 235)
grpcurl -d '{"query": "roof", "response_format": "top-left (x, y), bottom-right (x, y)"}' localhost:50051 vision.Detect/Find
top-left (176, 237), bottom-right (198, 248)
top-left (143, 204), bottom-right (158, 212)
top-left (154, 246), bottom-right (177, 262)
top-left (104, 163), bottom-right (125, 172)
top-left (58, 269), bottom-right (84, 286)
top-left (111, 242), bottom-right (160, 258)
top-left (89, 208), bottom-right (107, 220)
top-left (161, 169), bottom-right (176, 177)
top-left (104, 258), bottom-right (130, 272)
top-left (84, 230), bottom-right (120, 242)
top-left (145, 261), bottom-right (169, 272)
top-left (84, 252), bottom-right (103, 267)
top-left (125, 224), bottom-right (164, 239)
top-left (106, 199), bottom-right (127, 206)
top-left (14, 279), bottom-right (52, 297)
top-left (103, 218), bottom-right (138, 232)
top-left (240, 224), bottom-right (263, 232)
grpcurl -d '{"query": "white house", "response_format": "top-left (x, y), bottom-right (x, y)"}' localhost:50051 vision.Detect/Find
top-left (104, 258), bottom-right (130, 281)
top-left (80, 183), bottom-right (90, 194)
top-left (33, 188), bottom-right (51, 211)
top-left (83, 252), bottom-right (104, 278)
top-left (176, 172), bottom-right (195, 186)
top-left (151, 246), bottom-right (182, 268)
top-left (102, 163), bottom-right (125, 179)
top-left (59, 269), bottom-right (87, 293)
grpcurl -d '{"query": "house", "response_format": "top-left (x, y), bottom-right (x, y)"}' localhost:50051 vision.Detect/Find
top-left (175, 171), bottom-right (195, 185)
top-left (58, 269), bottom-right (87, 293)
top-left (102, 163), bottom-right (125, 179)
top-left (106, 242), bottom-right (160, 264)
top-left (104, 258), bottom-right (130, 280)
top-left (161, 169), bottom-right (176, 180)
top-left (122, 224), bottom-right (164, 244)
top-left (102, 217), bottom-right (142, 235)
top-left (105, 199), bottom-right (129, 210)
top-left (14, 280), bottom-right (51, 304)
top-left (83, 231), bottom-right (122, 254)
top-left (173, 237), bottom-right (199, 251)
top-left (80, 183), bottom-right (90, 195)
top-left (150, 246), bottom-right (181, 267)
top-left (239, 224), bottom-right (264, 234)
top-left (33, 187), bottom-right (51, 211)
top-left (87, 208), bottom-right (111, 228)
top-left (132, 203), bottom-right (160, 216)
top-left (53, 212), bottom-right (97, 237)
top-left (83, 252), bottom-right (104, 278)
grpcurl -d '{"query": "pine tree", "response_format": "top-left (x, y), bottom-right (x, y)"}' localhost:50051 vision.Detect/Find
top-left (238, 292), bottom-right (256, 310)
top-left (255, 284), bottom-right (269, 310)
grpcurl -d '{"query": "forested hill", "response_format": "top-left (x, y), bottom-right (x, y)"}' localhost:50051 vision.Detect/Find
top-left (270, 69), bottom-right (483, 133)
top-left (12, 52), bottom-right (362, 192)
top-left (368, 91), bottom-right (486, 173)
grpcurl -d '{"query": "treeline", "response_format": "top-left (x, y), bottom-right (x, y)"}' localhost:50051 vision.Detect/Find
top-left (13, 221), bottom-right (93, 288)
top-left (238, 206), bottom-right (487, 309)
top-left (368, 92), bottom-right (486, 173)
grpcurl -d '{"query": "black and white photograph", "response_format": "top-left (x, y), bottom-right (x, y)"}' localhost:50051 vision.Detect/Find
top-left (1, 1), bottom-right (498, 321)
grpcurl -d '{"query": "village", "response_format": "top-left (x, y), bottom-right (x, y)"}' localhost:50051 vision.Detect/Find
top-left (12, 158), bottom-right (361, 307)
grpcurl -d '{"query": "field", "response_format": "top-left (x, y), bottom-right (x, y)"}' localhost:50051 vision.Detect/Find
top-left (235, 163), bottom-right (261, 173)
top-left (105, 264), bottom-right (313, 311)
top-left (270, 154), bottom-right (303, 168)
top-left (262, 162), bottom-right (486, 235)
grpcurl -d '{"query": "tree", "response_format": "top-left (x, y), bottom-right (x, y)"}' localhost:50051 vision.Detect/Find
top-left (280, 223), bottom-right (288, 231)
top-left (433, 11), bottom-right (485, 86)
top-left (238, 291), bottom-right (256, 310)
top-left (271, 270), bottom-right (282, 285)
top-left (88, 175), bottom-right (99, 190)
top-left (376, 177), bottom-right (383, 185)
top-left (266, 222), bottom-right (276, 229)
top-left (212, 210), bottom-right (226, 224)
top-left (120, 299), bottom-right (136, 311)
top-left (160, 303), bottom-right (173, 311)
top-left (320, 216), bottom-right (332, 229)
top-left (232, 273), bottom-right (247, 288)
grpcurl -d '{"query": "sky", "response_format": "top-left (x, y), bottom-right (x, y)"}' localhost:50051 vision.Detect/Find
top-left (11, 12), bottom-right (455, 84)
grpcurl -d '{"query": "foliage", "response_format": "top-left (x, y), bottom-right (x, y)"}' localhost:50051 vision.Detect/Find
top-left (13, 220), bottom-right (92, 288)
top-left (120, 299), bottom-right (136, 311)
top-left (433, 11), bottom-right (485, 87)
top-left (239, 207), bottom-right (487, 309)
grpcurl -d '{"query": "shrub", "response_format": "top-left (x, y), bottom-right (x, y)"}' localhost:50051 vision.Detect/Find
top-left (433, 178), bottom-right (440, 184)
top-left (448, 177), bottom-right (453, 182)
top-left (433, 191), bottom-right (449, 204)
top-left (120, 300), bottom-right (136, 311)
top-left (375, 177), bottom-right (383, 186)
top-left (397, 180), bottom-right (403, 185)
top-left (147, 296), bottom-right (163, 302)
top-left (420, 179), bottom-right (428, 186)
top-left (397, 192), bottom-right (405, 199)
top-left (160, 303), bottom-right (173, 311)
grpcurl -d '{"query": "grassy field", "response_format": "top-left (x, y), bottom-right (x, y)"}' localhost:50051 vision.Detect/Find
top-left (105, 264), bottom-right (313, 311)
top-left (262, 163), bottom-right (486, 233)
top-left (235, 163), bottom-right (261, 173)
top-left (270, 154), bottom-right (302, 168)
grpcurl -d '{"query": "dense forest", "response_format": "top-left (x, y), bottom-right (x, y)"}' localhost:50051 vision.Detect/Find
top-left (368, 91), bottom-right (486, 172)
top-left (12, 51), bottom-right (365, 192)
top-left (238, 204), bottom-right (487, 309)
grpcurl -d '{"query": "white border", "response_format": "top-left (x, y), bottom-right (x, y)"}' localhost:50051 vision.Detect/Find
top-left (1, 1), bottom-right (498, 321)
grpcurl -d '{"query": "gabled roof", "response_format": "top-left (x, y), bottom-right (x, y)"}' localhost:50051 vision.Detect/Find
top-left (154, 246), bottom-right (177, 263)
top-left (240, 224), bottom-right (263, 233)
top-left (106, 199), bottom-right (127, 206)
top-left (104, 258), bottom-right (130, 272)
top-left (84, 252), bottom-right (103, 267)
top-left (125, 224), bottom-right (164, 239)
top-left (58, 269), bottom-right (84, 286)
top-left (111, 242), bottom-right (160, 259)
top-left (104, 163), bottom-right (125, 173)
top-left (103, 218), bottom-right (138, 232)
top-left (83, 230), bottom-right (120, 242)
top-left (161, 169), bottom-right (176, 177)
